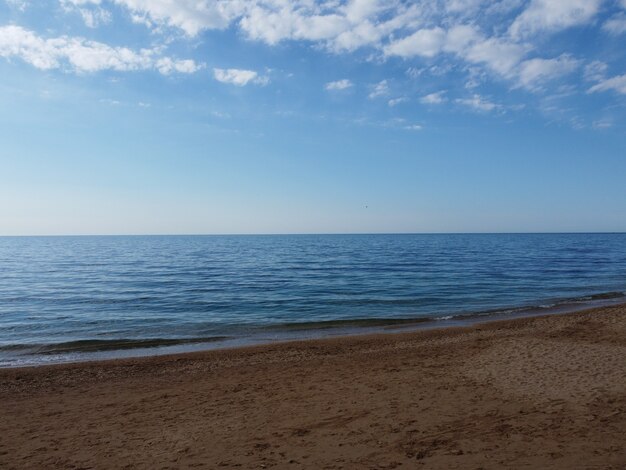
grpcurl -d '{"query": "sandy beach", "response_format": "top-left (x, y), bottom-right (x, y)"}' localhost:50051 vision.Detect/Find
top-left (1, 304), bottom-right (625, 469)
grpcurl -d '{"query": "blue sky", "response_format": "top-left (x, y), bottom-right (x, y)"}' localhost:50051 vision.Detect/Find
top-left (1, 0), bottom-right (625, 235)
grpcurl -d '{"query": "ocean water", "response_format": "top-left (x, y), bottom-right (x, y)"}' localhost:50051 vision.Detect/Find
top-left (1, 233), bottom-right (625, 367)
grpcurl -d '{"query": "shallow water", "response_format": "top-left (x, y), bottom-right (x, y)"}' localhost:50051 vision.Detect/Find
top-left (1, 233), bottom-right (625, 366)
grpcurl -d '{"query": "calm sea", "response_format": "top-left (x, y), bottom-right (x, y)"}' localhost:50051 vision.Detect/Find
top-left (1, 233), bottom-right (625, 367)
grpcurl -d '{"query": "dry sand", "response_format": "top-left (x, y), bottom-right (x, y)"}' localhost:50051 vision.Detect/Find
top-left (1, 304), bottom-right (625, 469)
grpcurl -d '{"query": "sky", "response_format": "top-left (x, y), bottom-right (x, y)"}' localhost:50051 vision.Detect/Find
top-left (0, 0), bottom-right (625, 235)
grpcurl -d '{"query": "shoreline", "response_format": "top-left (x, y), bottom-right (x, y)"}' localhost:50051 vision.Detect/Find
top-left (2, 301), bottom-right (624, 374)
top-left (2, 293), bottom-right (625, 369)
top-left (1, 304), bottom-right (625, 468)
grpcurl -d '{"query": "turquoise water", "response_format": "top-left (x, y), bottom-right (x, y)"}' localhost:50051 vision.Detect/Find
top-left (1, 233), bottom-right (625, 366)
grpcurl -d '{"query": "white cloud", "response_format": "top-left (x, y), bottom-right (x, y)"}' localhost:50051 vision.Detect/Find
top-left (330, 9), bottom-right (414, 53)
top-left (79, 8), bottom-right (112, 27)
top-left (8, 0), bottom-right (617, 106)
top-left (464, 66), bottom-right (486, 88)
top-left (384, 27), bottom-right (446, 58)
top-left (330, 23), bottom-right (381, 52)
top-left (420, 91), bottom-right (447, 104)
top-left (386, 25), bottom-right (527, 79)
top-left (343, 0), bottom-right (386, 22)
top-left (240, 6), bottom-right (347, 46)
top-left (0, 25), bottom-right (201, 74)
top-left (109, 0), bottom-right (242, 36)
top-left (241, 6), bottom-right (350, 46)
top-left (405, 67), bottom-right (423, 79)
top-left (516, 54), bottom-right (580, 90)
top-left (388, 97), bottom-right (408, 107)
top-left (213, 68), bottom-right (268, 86)
top-left (456, 94), bottom-right (500, 111)
top-left (325, 79), bottom-right (353, 90)
top-left (443, 24), bottom-right (481, 54)
top-left (41, 0), bottom-right (609, 98)
top-left (61, 0), bottom-right (111, 28)
top-left (589, 74), bottom-right (626, 95)
top-left (461, 36), bottom-right (528, 76)
top-left (157, 57), bottom-right (201, 74)
top-left (404, 124), bottom-right (423, 131)
top-left (238, 1), bottom-right (425, 52)
top-left (446, 0), bottom-right (485, 14)
top-left (368, 79), bottom-right (388, 98)
top-left (509, 0), bottom-right (603, 39)
top-left (96, 0), bottom-right (419, 53)
top-left (603, 13), bottom-right (626, 35)
top-left (584, 60), bottom-right (608, 82)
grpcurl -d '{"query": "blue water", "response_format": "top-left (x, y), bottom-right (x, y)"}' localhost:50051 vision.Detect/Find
top-left (1, 233), bottom-right (625, 367)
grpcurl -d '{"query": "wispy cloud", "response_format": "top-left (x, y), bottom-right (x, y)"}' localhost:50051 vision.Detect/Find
top-left (508, 0), bottom-right (603, 39)
top-left (368, 80), bottom-right (389, 99)
top-left (0, 0), bottom-right (622, 129)
top-left (0, 25), bottom-right (201, 74)
top-left (603, 13), bottom-right (626, 35)
top-left (589, 74), bottom-right (626, 95)
top-left (516, 54), bottom-right (580, 90)
top-left (384, 24), bottom-right (529, 81)
top-left (325, 79), bottom-right (353, 91)
top-left (90, 0), bottom-right (238, 36)
top-left (388, 97), bottom-right (408, 107)
top-left (592, 118), bottom-right (613, 129)
top-left (60, 0), bottom-right (111, 28)
top-left (384, 27), bottom-right (447, 58)
top-left (456, 94), bottom-right (500, 112)
top-left (584, 61), bottom-right (608, 82)
top-left (420, 91), bottom-right (447, 104)
top-left (3, 0), bottom-right (607, 97)
top-left (213, 68), bottom-right (269, 86)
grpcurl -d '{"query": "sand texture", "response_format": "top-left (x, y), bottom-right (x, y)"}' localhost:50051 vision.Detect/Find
top-left (1, 305), bottom-right (625, 469)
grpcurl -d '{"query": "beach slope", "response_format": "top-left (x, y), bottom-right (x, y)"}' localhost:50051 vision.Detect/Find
top-left (1, 305), bottom-right (625, 469)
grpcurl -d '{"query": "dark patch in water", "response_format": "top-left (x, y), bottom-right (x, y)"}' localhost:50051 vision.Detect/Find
top-left (266, 317), bottom-right (433, 331)
top-left (579, 291), bottom-right (625, 301)
top-left (20, 337), bottom-right (231, 354)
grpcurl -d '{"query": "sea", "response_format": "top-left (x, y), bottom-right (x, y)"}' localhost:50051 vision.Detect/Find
top-left (1, 233), bottom-right (625, 367)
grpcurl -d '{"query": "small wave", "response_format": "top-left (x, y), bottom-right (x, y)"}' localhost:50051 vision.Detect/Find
top-left (266, 317), bottom-right (433, 331)
top-left (257, 290), bottom-right (626, 332)
top-left (0, 337), bottom-right (230, 355)
top-left (439, 290), bottom-right (626, 322)
top-left (572, 291), bottom-right (626, 301)
top-left (0, 343), bottom-right (41, 352)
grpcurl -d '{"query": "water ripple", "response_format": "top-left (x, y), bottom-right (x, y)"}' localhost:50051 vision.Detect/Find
top-left (1, 234), bottom-right (625, 364)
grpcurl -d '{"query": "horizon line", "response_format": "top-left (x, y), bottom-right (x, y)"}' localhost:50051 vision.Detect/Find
top-left (1, 231), bottom-right (625, 237)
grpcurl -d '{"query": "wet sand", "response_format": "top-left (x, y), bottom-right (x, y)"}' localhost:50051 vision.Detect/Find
top-left (1, 304), bottom-right (625, 469)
